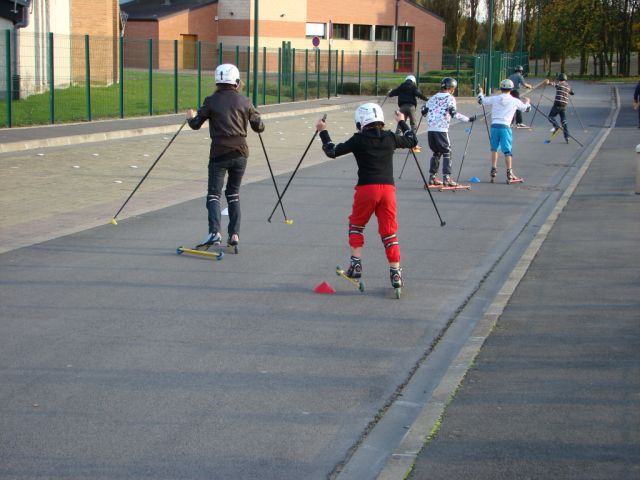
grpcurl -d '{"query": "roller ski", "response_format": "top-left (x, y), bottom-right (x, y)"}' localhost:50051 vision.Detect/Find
top-left (390, 266), bottom-right (403, 299)
top-left (490, 167), bottom-right (497, 183)
top-left (176, 232), bottom-right (225, 260)
top-left (506, 169), bottom-right (524, 184)
top-left (336, 256), bottom-right (365, 293)
top-left (544, 126), bottom-right (561, 144)
top-left (439, 175), bottom-right (470, 191)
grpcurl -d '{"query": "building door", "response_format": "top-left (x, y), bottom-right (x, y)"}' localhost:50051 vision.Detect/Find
top-left (396, 27), bottom-right (414, 73)
top-left (181, 34), bottom-right (197, 69)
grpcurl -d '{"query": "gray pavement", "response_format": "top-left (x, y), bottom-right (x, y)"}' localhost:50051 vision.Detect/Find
top-left (409, 86), bottom-right (640, 479)
top-left (0, 83), bottom-right (636, 479)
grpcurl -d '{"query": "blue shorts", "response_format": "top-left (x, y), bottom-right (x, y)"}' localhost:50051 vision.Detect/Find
top-left (490, 124), bottom-right (513, 156)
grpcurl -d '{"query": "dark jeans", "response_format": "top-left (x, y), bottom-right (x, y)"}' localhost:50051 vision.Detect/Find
top-left (549, 104), bottom-right (569, 139)
top-left (510, 89), bottom-right (523, 124)
top-left (427, 131), bottom-right (452, 175)
top-left (207, 156), bottom-right (247, 237)
top-left (396, 104), bottom-right (417, 133)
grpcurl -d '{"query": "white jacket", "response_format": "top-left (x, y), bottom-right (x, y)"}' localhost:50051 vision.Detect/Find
top-left (478, 92), bottom-right (530, 126)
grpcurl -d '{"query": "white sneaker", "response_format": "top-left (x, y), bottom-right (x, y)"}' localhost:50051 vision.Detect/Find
top-left (550, 127), bottom-right (557, 132)
top-left (196, 232), bottom-right (221, 250)
top-left (516, 123), bottom-right (528, 129)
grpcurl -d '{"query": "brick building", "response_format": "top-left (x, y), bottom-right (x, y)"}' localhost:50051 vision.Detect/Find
top-left (122, 0), bottom-right (444, 72)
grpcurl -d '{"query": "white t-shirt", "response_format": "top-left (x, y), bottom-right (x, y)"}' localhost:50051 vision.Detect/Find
top-left (425, 92), bottom-right (470, 132)
top-left (479, 92), bottom-right (530, 126)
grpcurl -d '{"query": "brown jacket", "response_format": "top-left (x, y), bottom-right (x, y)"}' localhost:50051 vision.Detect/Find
top-left (188, 87), bottom-right (264, 160)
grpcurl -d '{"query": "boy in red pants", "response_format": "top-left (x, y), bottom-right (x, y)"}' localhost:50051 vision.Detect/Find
top-left (316, 103), bottom-right (417, 289)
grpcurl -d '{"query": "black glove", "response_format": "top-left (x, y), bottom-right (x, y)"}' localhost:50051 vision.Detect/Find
top-left (468, 115), bottom-right (477, 122)
top-left (421, 105), bottom-right (428, 117)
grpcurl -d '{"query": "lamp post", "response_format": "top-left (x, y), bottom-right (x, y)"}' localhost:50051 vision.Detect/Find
top-left (252, 0), bottom-right (259, 105)
top-left (535, 0), bottom-right (540, 76)
top-left (518, 0), bottom-right (525, 69)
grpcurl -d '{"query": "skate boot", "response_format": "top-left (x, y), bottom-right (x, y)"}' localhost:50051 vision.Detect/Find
top-left (346, 256), bottom-right (362, 279)
top-left (426, 173), bottom-right (443, 188)
top-left (196, 232), bottom-right (221, 251)
top-left (390, 266), bottom-right (403, 298)
top-left (442, 174), bottom-right (458, 187)
top-left (506, 168), bottom-right (523, 184)
top-left (227, 233), bottom-right (239, 254)
top-left (490, 167), bottom-right (497, 183)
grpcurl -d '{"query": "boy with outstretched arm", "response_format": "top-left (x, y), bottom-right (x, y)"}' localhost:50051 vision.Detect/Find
top-left (477, 79), bottom-right (531, 184)
top-left (421, 77), bottom-right (476, 187)
top-left (545, 73), bottom-right (575, 143)
top-left (316, 103), bottom-right (417, 290)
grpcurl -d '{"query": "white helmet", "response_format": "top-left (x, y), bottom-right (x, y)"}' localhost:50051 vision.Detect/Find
top-left (405, 75), bottom-right (416, 84)
top-left (355, 103), bottom-right (384, 130)
top-left (215, 64), bottom-right (241, 86)
top-left (500, 78), bottom-right (514, 90)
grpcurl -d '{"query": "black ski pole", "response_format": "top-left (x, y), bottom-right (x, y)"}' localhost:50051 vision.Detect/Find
top-left (379, 94), bottom-right (389, 107)
top-left (569, 96), bottom-right (585, 130)
top-left (258, 132), bottom-right (293, 225)
top-left (111, 119), bottom-right (187, 225)
top-left (267, 114), bottom-right (327, 223)
top-left (399, 113), bottom-right (424, 179)
top-left (530, 103), bottom-right (583, 147)
top-left (529, 82), bottom-right (546, 127)
top-left (481, 102), bottom-right (491, 142)
top-left (455, 121), bottom-right (474, 184)
top-left (409, 149), bottom-right (446, 227)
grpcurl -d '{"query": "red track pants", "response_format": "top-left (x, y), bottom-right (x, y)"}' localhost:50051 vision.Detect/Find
top-left (348, 184), bottom-right (400, 263)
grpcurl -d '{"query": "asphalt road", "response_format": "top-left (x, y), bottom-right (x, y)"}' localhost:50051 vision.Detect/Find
top-left (0, 82), bottom-right (619, 479)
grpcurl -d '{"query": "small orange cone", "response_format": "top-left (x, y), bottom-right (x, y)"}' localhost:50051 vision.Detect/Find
top-left (314, 281), bottom-right (336, 294)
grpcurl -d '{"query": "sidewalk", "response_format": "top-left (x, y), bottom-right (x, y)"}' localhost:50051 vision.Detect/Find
top-left (408, 88), bottom-right (640, 478)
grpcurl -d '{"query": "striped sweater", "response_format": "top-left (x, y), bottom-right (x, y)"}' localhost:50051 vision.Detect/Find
top-left (550, 81), bottom-right (574, 107)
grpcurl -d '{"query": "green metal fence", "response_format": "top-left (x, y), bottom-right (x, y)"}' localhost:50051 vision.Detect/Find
top-left (0, 30), bottom-right (528, 128)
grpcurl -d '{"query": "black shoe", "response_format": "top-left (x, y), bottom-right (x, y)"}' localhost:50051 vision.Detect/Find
top-left (346, 256), bottom-right (362, 279)
top-left (228, 234), bottom-right (239, 246)
top-left (196, 232), bottom-right (221, 250)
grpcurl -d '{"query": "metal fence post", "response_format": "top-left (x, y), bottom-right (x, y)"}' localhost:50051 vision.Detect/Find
top-left (358, 50), bottom-right (362, 95)
top-left (148, 38), bottom-right (153, 116)
top-left (262, 46), bottom-right (266, 106)
top-left (327, 45), bottom-right (332, 99)
top-left (375, 50), bottom-right (379, 96)
top-left (197, 41), bottom-right (202, 107)
top-left (277, 47), bottom-right (281, 103)
top-left (416, 50), bottom-right (420, 89)
top-left (48, 32), bottom-right (55, 124)
top-left (218, 42), bottom-right (222, 65)
top-left (173, 39), bottom-right (178, 113)
top-left (119, 36), bottom-right (124, 118)
top-left (340, 50), bottom-right (344, 94)
top-left (5, 30), bottom-right (12, 127)
top-left (246, 45), bottom-right (250, 97)
top-left (304, 49), bottom-right (309, 100)
top-left (316, 48), bottom-right (320, 99)
top-left (235, 45), bottom-right (239, 69)
top-left (292, 48), bottom-right (296, 101)
top-left (84, 35), bottom-right (92, 121)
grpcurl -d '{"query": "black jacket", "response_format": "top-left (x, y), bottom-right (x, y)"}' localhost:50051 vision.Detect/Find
top-left (388, 80), bottom-right (428, 107)
top-left (320, 121), bottom-right (417, 186)
top-left (188, 87), bottom-right (264, 160)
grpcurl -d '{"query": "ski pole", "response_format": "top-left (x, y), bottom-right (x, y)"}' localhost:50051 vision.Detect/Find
top-left (267, 114), bottom-right (327, 223)
top-left (398, 113), bottom-right (424, 179)
top-left (481, 103), bottom-right (491, 142)
top-left (409, 149), bottom-right (446, 227)
top-left (529, 82), bottom-right (546, 127)
top-left (455, 121), bottom-right (474, 184)
top-left (529, 103), bottom-right (583, 147)
top-left (379, 94), bottom-right (389, 107)
top-left (569, 96), bottom-right (585, 130)
top-left (111, 119), bottom-right (187, 225)
top-left (258, 132), bottom-right (293, 225)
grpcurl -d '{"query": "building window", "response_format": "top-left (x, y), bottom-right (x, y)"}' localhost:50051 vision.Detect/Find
top-left (306, 22), bottom-right (326, 38)
top-left (375, 25), bottom-right (393, 41)
top-left (332, 23), bottom-right (349, 40)
top-left (353, 24), bottom-right (372, 41)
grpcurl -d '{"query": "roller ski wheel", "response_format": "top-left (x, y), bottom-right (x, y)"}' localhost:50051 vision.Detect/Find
top-left (227, 235), bottom-right (239, 254)
top-left (176, 246), bottom-right (224, 261)
top-left (394, 287), bottom-right (402, 299)
top-left (336, 265), bottom-right (365, 293)
top-left (490, 168), bottom-right (497, 183)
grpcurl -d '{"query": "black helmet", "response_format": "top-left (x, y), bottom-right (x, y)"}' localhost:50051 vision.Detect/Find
top-left (557, 73), bottom-right (568, 81)
top-left (441, 77), bottom-right (457, 89)
top-left (514, 65), bottom-right (524, 73)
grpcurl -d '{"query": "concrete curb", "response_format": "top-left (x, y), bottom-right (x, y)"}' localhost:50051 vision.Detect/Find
top-left (375, 86), bottom-right (621, 480)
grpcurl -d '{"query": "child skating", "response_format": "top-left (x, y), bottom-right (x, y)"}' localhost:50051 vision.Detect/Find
top-left (186, 63), bottom-right (264, 252)
top-left (545, 73), bottom-right (575, 143)
top-left (477, 79), bottom-right (531, 184)
top-left (388, 75), bottom-right (428, 152)
top-left (316, 103), bottom-right (417, 297)
top-left (421, 77), bottom-right (476, 187)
